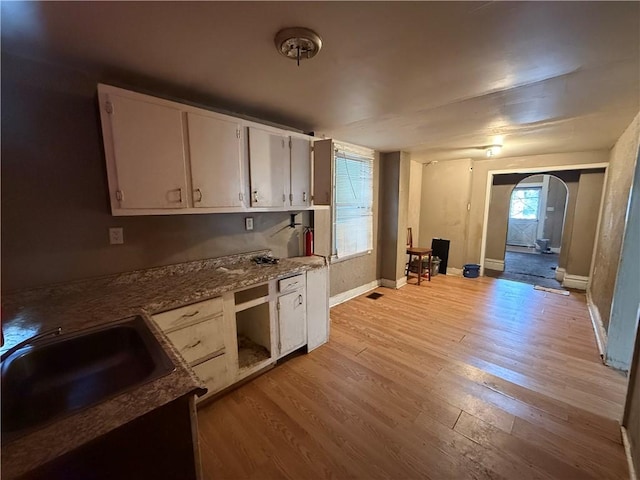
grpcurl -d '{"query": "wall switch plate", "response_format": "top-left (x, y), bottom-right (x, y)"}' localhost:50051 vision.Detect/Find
top-left (109, 227), bottom-right (124, 245)
top-left (245, 217), bottom-right (254, 231)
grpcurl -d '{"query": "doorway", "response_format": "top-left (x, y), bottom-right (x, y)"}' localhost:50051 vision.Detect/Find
top-left (488, 174), bottom-right (568, 288)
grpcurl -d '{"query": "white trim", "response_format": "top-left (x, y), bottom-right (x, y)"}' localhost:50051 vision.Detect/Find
top-left (586, 290), bottom-right (608, 359)
top-left (562, 273), bottom-right (589, 290)
top-left (622, 426), bottom-right (638, 480)
top-left (380, 277), bottom-right (408, 289)
top-left (479, 162), bottom-right (609, 279)
top-left (550, 247), bottom-right (561, 253)
top-left (329, 280), bottom-right (380, 307)
top-left (330, 250), bottom-right (372, 265)
top-left (446, 267), bottom-right (463, 276)
top-left (484, 258), bottom-right (505, 271)
top-left (555, 267), bottom-right (566, 282)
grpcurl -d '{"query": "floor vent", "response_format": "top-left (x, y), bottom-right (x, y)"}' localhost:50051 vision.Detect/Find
top-left (366, 292), bottom-right (384, 300)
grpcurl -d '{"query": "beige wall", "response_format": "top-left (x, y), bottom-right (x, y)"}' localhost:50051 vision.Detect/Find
top-left (380, 152), bottom-right (402, 282)
top-left (558, 181), bottom-right (579, 270)
top-left (395, 153), bottom-right (411, 280)
top-left (485, 183), bottom-right (513, 261)
top-left (407, 160), bottom-right (423, 246)
top-left (1, 53), bottom-right (311, 291)
top-left (566, 171), bottom-right (605, 277)
top-left (590, 112), bottom-right (640, 329)
top-left (418, 158), bottom-right (472, 270)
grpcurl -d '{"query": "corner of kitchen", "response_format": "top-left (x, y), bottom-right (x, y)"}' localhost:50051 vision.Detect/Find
top-left (0, 80), bottom-right (334, 480)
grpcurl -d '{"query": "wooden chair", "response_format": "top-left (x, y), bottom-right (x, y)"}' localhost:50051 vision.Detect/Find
top-left (405, 228), bottom-right (432, 285)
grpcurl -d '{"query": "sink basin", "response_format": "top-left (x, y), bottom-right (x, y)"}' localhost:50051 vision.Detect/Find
top-left (1, 316), bottom-right (174, 442)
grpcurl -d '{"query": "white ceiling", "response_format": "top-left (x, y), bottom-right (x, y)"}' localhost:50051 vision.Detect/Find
top-left (2, 1), bottom-right (639, 162)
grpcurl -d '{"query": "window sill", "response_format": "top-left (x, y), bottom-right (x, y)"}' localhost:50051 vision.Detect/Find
top-left (330, 250), bottom-right (372, 264)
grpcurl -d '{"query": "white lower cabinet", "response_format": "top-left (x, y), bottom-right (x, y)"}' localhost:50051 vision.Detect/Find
top-left (277, 287), bottom-right (307, 358)
top-left (154, 267), bottom-right (330, 401)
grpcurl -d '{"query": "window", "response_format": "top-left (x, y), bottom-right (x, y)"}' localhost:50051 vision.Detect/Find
top-left (333, 144), bottom-right (374, 259)
top-left (509, 187), bottom-right (541, 220)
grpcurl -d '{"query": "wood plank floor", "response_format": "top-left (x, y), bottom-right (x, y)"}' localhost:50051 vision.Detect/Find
top-left (198, 275), bottom-right (630, 480)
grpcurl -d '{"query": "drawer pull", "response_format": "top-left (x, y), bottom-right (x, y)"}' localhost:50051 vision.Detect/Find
top-left (298, 294), bottom-right (303, 305)
top-left (186, 339), bottom-right (202, 349)
top-left (180, 310), bottom-right (200, 319)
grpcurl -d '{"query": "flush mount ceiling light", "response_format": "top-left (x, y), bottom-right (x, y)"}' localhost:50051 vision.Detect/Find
top-left (275, 27), bottom-right (322, 66)
top-left (485, 145), bottom-right (503, 157)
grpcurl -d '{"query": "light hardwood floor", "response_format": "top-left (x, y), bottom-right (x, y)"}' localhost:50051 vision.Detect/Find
top-left (198, 275), bottom-right (630, 479)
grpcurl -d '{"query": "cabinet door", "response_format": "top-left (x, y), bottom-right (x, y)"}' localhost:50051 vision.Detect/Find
top-left (290, 137), bottom-right (311, 207)
top-left (105, 93), bottom-right (188, 209)
top-left (306, 267), bottom-right (329, 351)
top-left (248, 127), bottom-right (287, 207)
top-left (187, 113), bottom-right (243, 208)
top-left (277, 289), bottom-right (307, 357)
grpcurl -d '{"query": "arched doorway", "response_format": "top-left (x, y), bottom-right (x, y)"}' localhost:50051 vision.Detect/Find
top-left (503, 174), bottom-right (569, 288)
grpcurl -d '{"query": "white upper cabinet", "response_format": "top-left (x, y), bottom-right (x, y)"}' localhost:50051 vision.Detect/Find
top-left (187, 112), bottom-right (243, 208)
top-left (290, 136), bottom-right (311, 207)
top-left (102, 92), bottom-right (188, 209)
top-left (248, 127), bottom-right (287, 208)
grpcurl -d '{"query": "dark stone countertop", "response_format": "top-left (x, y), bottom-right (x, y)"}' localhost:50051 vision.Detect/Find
top-left (1, 251), bottom-right (326, 479)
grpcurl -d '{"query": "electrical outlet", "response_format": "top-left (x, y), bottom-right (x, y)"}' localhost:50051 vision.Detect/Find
top-left (245, 217), bottom-right (254, 231)
top-left (109, 227), bottom-right (124, 245)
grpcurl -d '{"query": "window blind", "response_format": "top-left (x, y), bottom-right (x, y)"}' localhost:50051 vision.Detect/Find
top-left (333, 145), bottom-right (374, 258)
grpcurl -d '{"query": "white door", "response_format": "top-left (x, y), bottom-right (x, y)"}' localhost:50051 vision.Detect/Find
top-left (290, 137), bottom-right (311, 207)
top-left (278, 289), bottom-right (307, 358)
top-left (248, 127), bottom-right (287, 207)
top-left (107, 94), bottom-right (188, 209)
top-left (507, 219), bottom-right (538, 246)
top-left (187, 113), bottom-right (243, 208)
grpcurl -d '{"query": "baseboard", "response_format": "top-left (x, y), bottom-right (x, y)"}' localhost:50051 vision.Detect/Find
top-left (562, 273), bottom-right (589, 290)
top-left (446, 267), bottom-right (463, 276)
top-left (329, 280), bottom-right (381, 307)
top-left (380, 276), bottom-right (408, 289)
top-left (484, 258), bottom-right (505, 272)
top-left (586, 290), bottom-right (608, 359)
top-left (555, 267), bottom-right (566, 282)
top-left (550, 247), bottom-right (561, 253)
top-left (622, 426), bottom-right (638, 480)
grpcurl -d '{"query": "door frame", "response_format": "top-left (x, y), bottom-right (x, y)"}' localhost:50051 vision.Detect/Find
top-left (479, 162), bottom-right (609, 281)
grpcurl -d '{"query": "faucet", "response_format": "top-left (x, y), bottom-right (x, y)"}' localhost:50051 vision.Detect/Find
top-left (0, 327), bottom-right (63, 363)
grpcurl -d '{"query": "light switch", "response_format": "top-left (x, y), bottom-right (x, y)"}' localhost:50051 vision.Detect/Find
top-left (109, 227), bottom-right (124, 245)
top-left (245, 217), bottom-right (254, 231)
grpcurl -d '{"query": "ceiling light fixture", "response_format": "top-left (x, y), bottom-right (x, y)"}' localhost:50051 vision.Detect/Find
top-left (485, 145), bottom-right (503, 157)
top-left (275, 27), bottom-right (322, 66)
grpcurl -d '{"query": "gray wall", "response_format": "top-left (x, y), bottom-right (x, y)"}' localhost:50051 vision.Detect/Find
top-left (545, 176), bottom-right (568, 249)
top-left (1, 53), bottom-right (309, 291)
top-left (624, 319), bottom-right (640, 474)
top-left (591, 112), bottom-right (640, 330)
top-left (418, 158), bottom-right (472, 270)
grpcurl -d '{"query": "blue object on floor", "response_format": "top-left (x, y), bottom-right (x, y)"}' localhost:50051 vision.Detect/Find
top-left (463, 264), bottom-right (480, 278)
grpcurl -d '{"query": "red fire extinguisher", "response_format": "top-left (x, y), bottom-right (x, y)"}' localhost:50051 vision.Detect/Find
top-left (304, 227), bottom-right (314, 256)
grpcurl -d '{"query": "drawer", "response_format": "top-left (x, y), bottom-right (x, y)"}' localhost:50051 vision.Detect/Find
top-left (166, 315), bottom-right (225, 365)
top-left (192, 353), bottom-right (229, 396)
top-left (278, 274), bottom-right (306, 293)
top-left (153, 296), bottom-right (223, 333)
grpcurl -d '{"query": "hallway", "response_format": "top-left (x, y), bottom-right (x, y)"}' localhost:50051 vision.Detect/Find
top-left (486, 249), bottom-right (564, 289)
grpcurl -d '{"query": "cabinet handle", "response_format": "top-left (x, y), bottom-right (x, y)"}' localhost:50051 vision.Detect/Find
top-left (180, 310), bottom-right (200, 319)
top-left (194, 188), bottom-right (203, 203)
top-left (298, 294), bottom-right (303, 305)
top-left (185, 339), bottom-right (202, 349)
top-left (253, 191), bottom-right (258, 203)
top-left (303, 192), bottom-right (307, 202)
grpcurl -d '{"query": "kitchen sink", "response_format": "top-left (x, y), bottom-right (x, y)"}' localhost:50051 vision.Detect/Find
top-left (1, 315), bottom-right (175, 442)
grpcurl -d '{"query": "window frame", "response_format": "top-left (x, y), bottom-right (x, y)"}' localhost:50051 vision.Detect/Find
top-left (330, 142), bottom-right (374, 262)
top-left (509, 186), bottom-right (542, 221)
